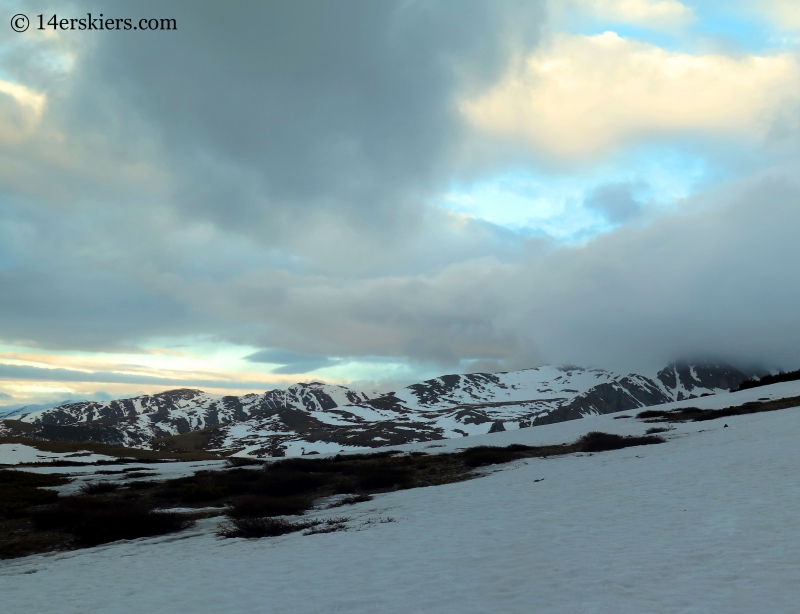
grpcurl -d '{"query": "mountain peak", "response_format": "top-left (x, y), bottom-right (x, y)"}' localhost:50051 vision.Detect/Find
top-left (1, 361), bottom-right (750, 456)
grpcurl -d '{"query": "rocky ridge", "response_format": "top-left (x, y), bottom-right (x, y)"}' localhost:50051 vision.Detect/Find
top-left (0, 362), bottom-right (748, 457)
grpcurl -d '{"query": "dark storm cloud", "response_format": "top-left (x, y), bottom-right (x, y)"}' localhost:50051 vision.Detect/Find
top-left (0, 0), bottom-right (546, 353)
top-left (73, 0), bottom-right (545, 233)
top-left (584, 182), bottom-right (644, 223)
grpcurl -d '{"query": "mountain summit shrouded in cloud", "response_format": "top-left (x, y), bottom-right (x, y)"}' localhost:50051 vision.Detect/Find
top-left (0, 0), bottom-right (799, 405)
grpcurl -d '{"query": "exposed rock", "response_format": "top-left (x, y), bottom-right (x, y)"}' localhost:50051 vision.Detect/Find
top-left (0, 362), bottom-right (746, 457)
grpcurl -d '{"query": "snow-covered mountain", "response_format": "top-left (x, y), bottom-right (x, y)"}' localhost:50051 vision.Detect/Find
top-left (0, 362), bottom-right (748, 456)
top-left (0, 400), bottom-right (76, 420)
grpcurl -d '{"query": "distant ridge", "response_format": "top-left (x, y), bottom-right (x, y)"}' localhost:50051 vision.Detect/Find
top-left (0, 362), bottom-right (748, 457)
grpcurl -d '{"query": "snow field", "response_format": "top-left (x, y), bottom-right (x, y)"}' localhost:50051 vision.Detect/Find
top-left (0, 444), bottom-right (116, 466)
top-left (2, 386), bottom-right (800, 612)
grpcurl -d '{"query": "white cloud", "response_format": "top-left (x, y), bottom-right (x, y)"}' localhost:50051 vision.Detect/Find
top-left (0, 79), bottom-right (46, 143)
top-left (460, 32), bottom-right (800, 157)
top-left (552, 0), bottom-right (693, 29)
top-left (0, 80), bottom-right (46, 117)
top-left (753, 0), bottom-right (800, 31)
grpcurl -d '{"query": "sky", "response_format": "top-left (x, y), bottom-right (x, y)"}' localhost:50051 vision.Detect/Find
top-left (1, 0), bottom-right (800, 406)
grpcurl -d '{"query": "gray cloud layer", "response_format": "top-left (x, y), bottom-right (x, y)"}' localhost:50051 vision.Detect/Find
top-left (157, 174), bottom-right (799, 374)
top-left (1, 1), bottom-right (799, 382)
top-left (584, 182), bottom-right (644, 223)
top-left (245, 349), bottom-right (340, 375)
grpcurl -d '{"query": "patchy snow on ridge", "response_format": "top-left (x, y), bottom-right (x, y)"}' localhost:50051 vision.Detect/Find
top-left (392, 366), bottom-right (615, 409)
top-left (0, 362), bottom-right (749, 457)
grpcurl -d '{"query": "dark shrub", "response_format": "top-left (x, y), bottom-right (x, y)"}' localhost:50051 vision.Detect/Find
top-left (331, 476), bottom-right (359, 494)
top-left (176, 482), bottom-right (228, 503)
top-left (268, 457), bottom-right (332, 473)
top-left (33, 498), bottom-right (193, 545)
top-left (225, 457), bottom-right (264, 468)
top-left (256, 471), bottom-right (325, 497)
top-left (0, 470), bottom-right (70, 488)
top-left (126, 480), bottom-right (158, 490)
top-left (163, 468), bottom-right (325, 503)
top-left (332, 451), bottom-right (400, 462)
top-left (163, 471), bottom-right (230, 503)
top-left (461, 446), bottom-right (525, 468)
top-left (217, 516), bottom-right (317, 538)
top-left (645, 427), bottom-right (671, 435)
top-left (0, 470), bottom-right (69, 518)
top-left (327, 494), bottom-right (372, 508)
top-left (0, 486), bottom-right (60, 518)
top-left (228, 495), bottom-right (313, 518)
top-left (223, 468), bottom-right (262, 484)
top-left (578, 431), bottom-right (665, 452)
top-left (304, 517), bottom-right (349, 535)
top-left (77, 510), bottom-right (191, 546)
top-left (121, 467), bottom-right (150, 473)
top-left (80, 481), bottom-right (119, 495)
top-left (356, 468), bottom-right (412, 490)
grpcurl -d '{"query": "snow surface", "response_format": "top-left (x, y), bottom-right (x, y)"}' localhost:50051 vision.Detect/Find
top-left (0, 444), bottom-right (116, 466)
top-left (2, 381), bottom-right (800, 612)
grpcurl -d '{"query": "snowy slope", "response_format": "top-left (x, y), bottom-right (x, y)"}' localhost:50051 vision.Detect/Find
top-left (2, 381), bottom-right (799, 613)
top-left (0, 444), bottom-right (116, 465)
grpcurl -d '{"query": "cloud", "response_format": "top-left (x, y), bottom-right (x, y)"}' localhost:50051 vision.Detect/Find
top-left (0, 80), bottom-right (45, 116)
top-left (0, 0), bottom-right (545, 354)
top-left (753, 0), bottom-right (800, 31)
top-left (583, 182), bottom-right (644, 223)
top-left (460, 32), bottom-right (800, 157)
top-left (58, 0), bottom-right (545, 240)
top-left (552, 0), bottom-right (693, 29)
top-left (0, 363), bottom-right (269, 390)
top-left (244, 349), bottom-right (340, 374)
top-left (0, 79), bottom-right (47, 147)
top-left (188, 172), bottom-right (800, 373)
top-left (1, 0), bottom-right (800, 397)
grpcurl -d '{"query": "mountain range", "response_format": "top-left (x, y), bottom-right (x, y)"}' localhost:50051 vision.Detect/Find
top-left (0, 361), bottom-right (748, 457)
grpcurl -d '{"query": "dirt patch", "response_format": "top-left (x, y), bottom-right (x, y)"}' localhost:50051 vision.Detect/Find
top-left (636, 396), bottom-right (800, 423)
